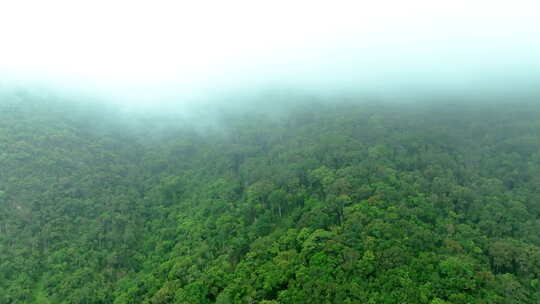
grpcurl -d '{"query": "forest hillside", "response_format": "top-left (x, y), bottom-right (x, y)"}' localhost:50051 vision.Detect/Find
top-left (1, 96), bottom-right (540, 303)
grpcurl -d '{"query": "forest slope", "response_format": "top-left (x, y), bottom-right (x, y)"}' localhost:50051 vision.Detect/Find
top-left (1, 97), bottom-right (540, 303)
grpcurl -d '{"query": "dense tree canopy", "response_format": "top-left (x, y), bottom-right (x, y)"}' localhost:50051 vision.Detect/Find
top-left (1, 95), bottom-right (540, 303)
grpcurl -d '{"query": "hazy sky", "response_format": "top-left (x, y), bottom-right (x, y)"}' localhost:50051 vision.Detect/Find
top-left (1, 0), bottom-right (539, 105)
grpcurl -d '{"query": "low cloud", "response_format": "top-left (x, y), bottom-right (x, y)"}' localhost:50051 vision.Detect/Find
top-left (0, 1), bottom-right (539, 110)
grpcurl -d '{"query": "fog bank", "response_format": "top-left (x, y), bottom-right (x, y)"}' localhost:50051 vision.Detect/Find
top-left (1, 1), bottom-right (539, 110)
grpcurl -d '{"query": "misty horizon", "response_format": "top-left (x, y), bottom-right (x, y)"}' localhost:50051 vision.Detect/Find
top-left (1, 1), bottom-right (539, 110)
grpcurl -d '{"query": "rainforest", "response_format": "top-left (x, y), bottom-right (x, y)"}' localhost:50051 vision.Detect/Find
top-left (1, 94), bottom-right (540, 304)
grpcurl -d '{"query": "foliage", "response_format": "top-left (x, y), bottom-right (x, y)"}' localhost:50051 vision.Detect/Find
top-left (1, 96), bottom-right (540, 303)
